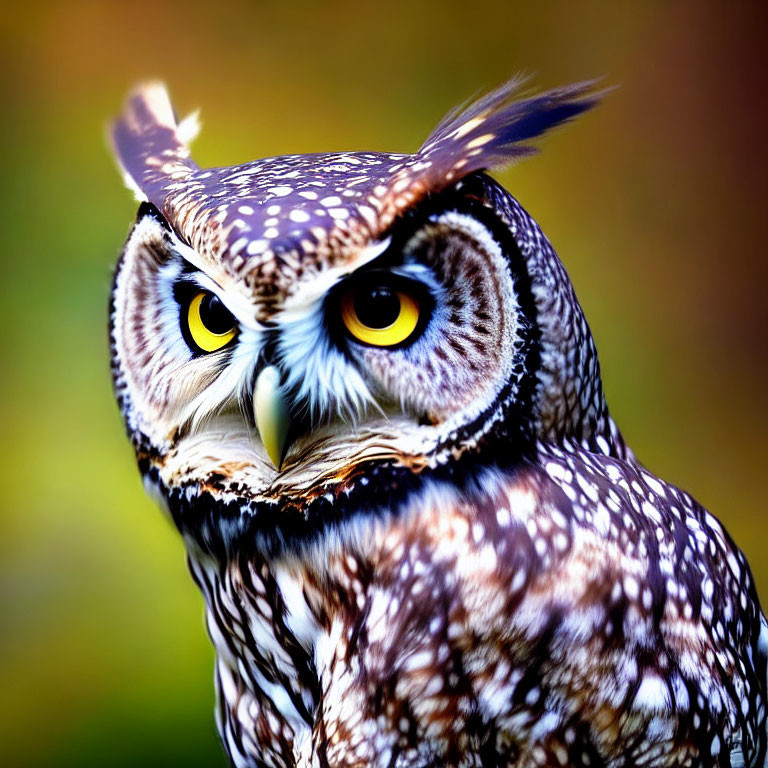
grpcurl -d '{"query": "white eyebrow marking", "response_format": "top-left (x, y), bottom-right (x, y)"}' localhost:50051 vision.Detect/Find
top-left (281, 237), bottom-right (392, 312)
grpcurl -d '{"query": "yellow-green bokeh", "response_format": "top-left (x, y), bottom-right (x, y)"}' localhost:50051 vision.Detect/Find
top-left (1, 2), bottom-right (766, 765)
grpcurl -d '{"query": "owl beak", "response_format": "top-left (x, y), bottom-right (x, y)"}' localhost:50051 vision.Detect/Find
top-left (254, 365), bottom-right (292, 471)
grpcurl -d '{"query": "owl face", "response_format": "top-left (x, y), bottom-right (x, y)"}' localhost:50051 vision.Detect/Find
top-left (113, 180), bottom-right (529, 498)
top-left (110, 80), bottom-right (607, 541)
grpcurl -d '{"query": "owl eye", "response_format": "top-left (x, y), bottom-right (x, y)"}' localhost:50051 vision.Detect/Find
top-left (340, 282), bottom-right (420, 347)
top-left (185, 291), bottom-right (237, 353)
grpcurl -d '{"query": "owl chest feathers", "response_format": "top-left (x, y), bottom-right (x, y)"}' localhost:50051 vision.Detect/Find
top-left (184, 455), bottom-right (767, 768)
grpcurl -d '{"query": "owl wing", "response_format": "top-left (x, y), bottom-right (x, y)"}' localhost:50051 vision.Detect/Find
top-left (314, 450), bottom-right (767, 767)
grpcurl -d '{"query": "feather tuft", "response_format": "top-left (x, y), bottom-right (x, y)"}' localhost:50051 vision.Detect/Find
top-left (416, 77), bottom-right (608, 178)
top-left (110, 83), bottom-right (199, 210)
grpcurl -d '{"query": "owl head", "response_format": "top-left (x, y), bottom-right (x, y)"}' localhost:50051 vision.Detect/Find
top-left (109, 79), bottom-right (615, 551)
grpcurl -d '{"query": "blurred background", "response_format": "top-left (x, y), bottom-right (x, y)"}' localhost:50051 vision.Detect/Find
top-left (1, 1), bottom-right (766, 765)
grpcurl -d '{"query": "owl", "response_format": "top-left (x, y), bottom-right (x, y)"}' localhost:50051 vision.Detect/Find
top-left (109, 79), bottom-right (767, 768)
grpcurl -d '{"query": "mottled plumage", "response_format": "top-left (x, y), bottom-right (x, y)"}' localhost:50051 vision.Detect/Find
top-left (109, 80), bottom-right (767, 767)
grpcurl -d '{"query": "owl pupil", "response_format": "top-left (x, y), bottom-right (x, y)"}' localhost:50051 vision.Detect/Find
top-left (200, 293), bottom-right (234, 334)
top-left (355, 286), bottom-right (401, 329)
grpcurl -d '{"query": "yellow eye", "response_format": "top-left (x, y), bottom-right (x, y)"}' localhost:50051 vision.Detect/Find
top-left (186, 291), bottom-right (237, 353)
top-left (340, 283), bottom-right (420, 347)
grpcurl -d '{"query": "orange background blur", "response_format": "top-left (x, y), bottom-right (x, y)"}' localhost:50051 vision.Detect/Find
top-left (1, 2), bottom-right (766, 766)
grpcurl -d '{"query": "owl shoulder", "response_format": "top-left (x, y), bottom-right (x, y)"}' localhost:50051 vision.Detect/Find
top-left (364, 446), bottom-right (761, 681)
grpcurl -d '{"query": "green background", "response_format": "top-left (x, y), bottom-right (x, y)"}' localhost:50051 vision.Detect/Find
top-left (1, 1), bottom-right (766, 765)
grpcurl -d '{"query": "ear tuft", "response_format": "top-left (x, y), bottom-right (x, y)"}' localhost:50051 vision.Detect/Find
top-left (418, 77), bottom-right (607, 177)
top-left (110, 83), bottom-right (200, 210)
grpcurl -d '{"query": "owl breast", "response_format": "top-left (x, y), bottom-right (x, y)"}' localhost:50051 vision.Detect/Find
top-left (183, 446), bottom-right (767, 768)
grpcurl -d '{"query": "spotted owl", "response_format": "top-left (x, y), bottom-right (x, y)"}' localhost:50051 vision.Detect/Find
top-left (109, 79), bottom-right (767, 768)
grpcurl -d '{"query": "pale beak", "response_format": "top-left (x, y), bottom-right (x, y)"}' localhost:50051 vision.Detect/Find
top-left (254, 365), bottom-right (292, 470)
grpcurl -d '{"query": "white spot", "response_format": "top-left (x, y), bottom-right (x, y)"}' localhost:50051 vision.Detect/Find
top-left (450, 116), bottom-right (484, 140)
top-left (596, 435), bottom-right (611, 455)
top-left (247, 239), bottom-right (269, 255)
top-left (423, 674), bottom-right (443, 697)
top-left (391, 177), bottom-right (410, 193)
top-left (466, 132), bottom-right (494, 149)
top-left (289, 209), bottom-right (310, 223)
top-left (633, 673), bottom-right (671, 712)
top-left (447, 622), bottom-right (464, 639)
top-left (230, 236), bottom-right (249, 255)
top-left (623, 575), bottom-right (640, 601)
top-left (357, 205), bottom-right (377, 226)
top-left (268, 186), bottom-right (293, 197)
top-left (404, 649), bottom-right (434, 671)
top-left (645, 474), bottom-right (666, 496)
top-left (642, 500), bottom-right (662, 524)
top-left (576, 473), bottom-right (599, 502)
top-left (671, 675), bottom-right (689, 711)
top-left (510, 569), bottom-right (526, 593)
top-left (546, 461), bottom-right (568, 481)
